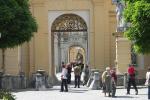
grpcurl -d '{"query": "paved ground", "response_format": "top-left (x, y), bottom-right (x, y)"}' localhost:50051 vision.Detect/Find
top-left (13, 85), bottom-right (148, 100)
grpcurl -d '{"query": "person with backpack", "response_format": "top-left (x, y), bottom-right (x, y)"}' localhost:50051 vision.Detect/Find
top-left (145, 67), bottom-right (150, 99)
top-left (127, 64), bottom-right (138, 95)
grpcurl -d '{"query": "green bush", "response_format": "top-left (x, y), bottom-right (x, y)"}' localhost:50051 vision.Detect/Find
top-left (0, 89), bottom-right (15, 100)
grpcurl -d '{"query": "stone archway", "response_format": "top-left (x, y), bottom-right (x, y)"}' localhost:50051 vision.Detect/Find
top-left (51, 13), bottom-right (88, 74)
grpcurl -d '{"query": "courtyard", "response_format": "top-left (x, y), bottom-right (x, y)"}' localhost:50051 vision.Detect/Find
top-left (13, 85), bottom-right (147, 100)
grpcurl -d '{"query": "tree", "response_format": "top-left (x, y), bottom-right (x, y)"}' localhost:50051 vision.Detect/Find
top-left (0, 0), bottom-right (37, 73)
top-left (123, 0), bottom-right (150, 54)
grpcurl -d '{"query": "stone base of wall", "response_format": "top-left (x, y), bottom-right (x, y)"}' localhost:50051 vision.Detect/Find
top-left (0, 73), bottom-right (145, 90)
top-left (0, 74), bottom-right (27, 90)
top-left (117, 74), bottom-right (124, 86)
top-left (136, 79), bottom-right (145, 85)
top-left (117, 74), bottom-right (145, 86)
top-left (0, 73), bottom-right (53, 90)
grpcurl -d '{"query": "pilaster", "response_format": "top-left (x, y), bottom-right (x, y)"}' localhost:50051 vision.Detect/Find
top-left (5, 47), bottom-right (20, 75)
top-left (114, 33), bottom-right (131, 74)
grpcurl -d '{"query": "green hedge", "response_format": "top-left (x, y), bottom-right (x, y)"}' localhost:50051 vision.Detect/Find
top-left (0, 89), bottom-right (15, 100)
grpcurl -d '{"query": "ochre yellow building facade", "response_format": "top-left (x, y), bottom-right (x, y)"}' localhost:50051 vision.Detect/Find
top-left (0, 0), bottom-right (150, 81)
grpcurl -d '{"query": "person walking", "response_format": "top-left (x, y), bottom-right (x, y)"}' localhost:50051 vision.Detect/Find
top-left (127, 64), bottom-right (138, 95)
top-left (110, 67), bottom-right (117, 97)
top-left (145, 67), bottom-right (150, 99)
top-left (102, 67), bottom-right (111, 97)
top-left (66, 63), bottom-right (72, 84)
top-left (74, 64), bottom-right (81, 88)
top-left (60, 65), bottom-right (68, 92)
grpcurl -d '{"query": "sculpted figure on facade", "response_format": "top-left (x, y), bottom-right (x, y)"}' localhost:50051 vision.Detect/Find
top-left (76, 50), bottom-right (83, 64)
top-left (113, 0), bottom-right (126, 32)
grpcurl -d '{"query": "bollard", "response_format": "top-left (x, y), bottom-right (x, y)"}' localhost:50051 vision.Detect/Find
top-left (35, 73), bottom-right (42, 90)
top-left (87, 72), bottom-right (94, 87)
top-left (89, 72), bottom-right (100, 90)
top-left (124, 72), bottom-right (128, 89)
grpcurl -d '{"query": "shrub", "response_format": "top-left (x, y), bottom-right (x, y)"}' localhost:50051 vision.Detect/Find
top-left (0, 89), bottom-right (15, 100)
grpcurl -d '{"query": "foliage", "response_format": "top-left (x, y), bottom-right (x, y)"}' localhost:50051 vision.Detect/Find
top-left (0, 89), bottom-right (15, 100)
top-left (0, 0), bottom-right (37, 49)
top-left (123, 0), bottom-right (150, 54)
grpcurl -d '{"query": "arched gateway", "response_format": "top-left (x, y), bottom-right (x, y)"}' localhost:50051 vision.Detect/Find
top-left (51, 14), bottom-right (88, 76)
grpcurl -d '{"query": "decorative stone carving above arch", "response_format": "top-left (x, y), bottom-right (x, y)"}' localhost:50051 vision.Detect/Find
top-left (51, 14), bottom-right (87, 32)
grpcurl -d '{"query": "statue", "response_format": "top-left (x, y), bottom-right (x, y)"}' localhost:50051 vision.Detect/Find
top-left (114, 0), bottom-right (126, 32)
top-left (76, 50), bottom-right (83, 64)
top-left (116, 2), bottom-right (123, 26)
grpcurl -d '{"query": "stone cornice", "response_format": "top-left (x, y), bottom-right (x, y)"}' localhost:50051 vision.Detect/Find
top-left (92, 0), bottom-right (104, 3)
top-left (30, 0), bottom-right (45, 7)
top-left (91, 0), bottom-right (104, 6)
top-left (109, 10), bottom-right (116, 17)
top-left (30, 0), bottom-right (45, 3)
top-left (112, 32), bottom-right (123, 37)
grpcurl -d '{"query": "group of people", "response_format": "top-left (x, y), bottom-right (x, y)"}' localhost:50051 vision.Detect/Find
top-left (101, 64), bottom-right (139, 97)
top-left (60, 62), bottom-right (90, 92)
top-left (101, 67), bottom-right (117, 97)
top-left (60, 62), bottom-right (150, 99)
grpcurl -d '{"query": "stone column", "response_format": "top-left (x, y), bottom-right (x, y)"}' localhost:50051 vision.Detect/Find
top-left (61, 46), bottom-right (65, 63)
top-left (54, 35), bottom-right (59, 73)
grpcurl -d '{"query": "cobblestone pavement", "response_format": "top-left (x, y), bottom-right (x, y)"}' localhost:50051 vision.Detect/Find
top-left (13, 85), bottom-right (148, 100)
